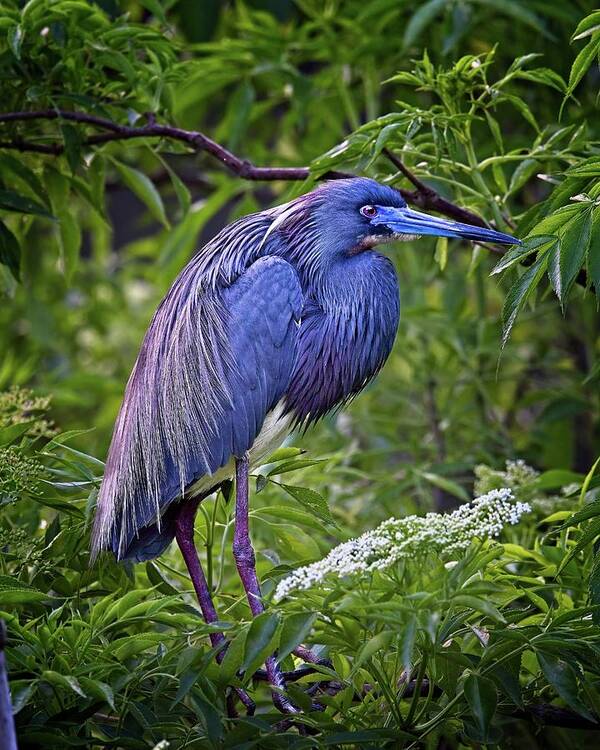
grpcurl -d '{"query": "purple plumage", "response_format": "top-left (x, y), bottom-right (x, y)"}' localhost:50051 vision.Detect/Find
top-left (92, 178), bottom-right (405, 561)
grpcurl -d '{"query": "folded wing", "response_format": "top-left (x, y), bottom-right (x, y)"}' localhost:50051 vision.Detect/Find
top-left (92, 255), bottom-right (302, 560)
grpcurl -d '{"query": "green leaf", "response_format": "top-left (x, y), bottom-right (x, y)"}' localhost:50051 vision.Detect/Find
top-left (403, 0), bottom-right (446, 49)
top-left (0, 154), bottom-right (47, 203)
top-left (565, 36), bottom-right (600, 98)
top-left (267, 458), bottom-right (325, 476)
top-left (253, 506), bottom-right (329, 533)
top-left (355, 631), bottom-right (394, 668)
top-left (399, 614), bottom-right (417, 674)
top-left (464, 674), bottom-right (497, 740)
top-left (57, 210), bottom-right (82, 281)
top-left (537, 651), bottom-right (595, 721)
top-left (281, 484), bottom-right (337, 527)
top-left (277, 612), bottom-right (317, 664)
top-left (78, 678), bottom-right (115, 710)
top-left (112, 160), bottom-right (169, 228)
top-left (549, 208), bottom-right (592, 307)
top-left (218, 627), bottom-right (247, 687)
top-left (41, 671), bottom-right (86, 698)
top-left (0, 576), bottom-right (47, 605)
top-left (241, 611), bottom-right (280, 676)
top-left (266, 447), bottom-right (305, 463)
top-left (557, 517), bottom-right (600, 573)
top-left (138, 0), bottom-right (167, 23)
top-left (501, 253), bottom-right (549, 346)
top-left (491, 235), bottom-right (555, 275)
top-left (7, 24), bottom-right (22, 59)
top-left (589, 553), bottom-right (600, 626)
top-left (0, 219), bottom-right (20, 279)
top-left (419, 472), bottom-right (470, 502)
top-left (0, 190), bottom-right (54, 219)
top-left (451, 594), bottom-right (505, 623)
top-left (572, 11), bottom-right (600, 40)
top-left (589, 211), bottom-right (600, 301)
top-left (60, 123), bottom-right (83, 175)
top-left (0, 420), bottom-right (34, 446)
top-left (10, 682), bottom-right (35, 714)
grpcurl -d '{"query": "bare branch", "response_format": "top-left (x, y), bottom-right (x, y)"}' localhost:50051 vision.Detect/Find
top-left (383, 147), bottom-right (490, 229)
top-left (0, 109), bottom-right (485, 226)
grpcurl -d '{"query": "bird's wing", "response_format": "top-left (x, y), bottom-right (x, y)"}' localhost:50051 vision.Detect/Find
top-left (92, 255), bottom-right (302, 559)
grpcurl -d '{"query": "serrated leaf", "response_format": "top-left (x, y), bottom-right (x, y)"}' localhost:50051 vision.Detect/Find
top-left (464, 674), bottom-right (497, 740)
top-left (78, 677), bottom-right (115, 709)
top-left (501, 253), bottom-right (549, 346)
top-left (537, 651), bottom-right (595, 721)
top-left (41, 671), bottom-right (86, 698)
top-left (589, 553), bottom-right (600, 626)
top-left (278, 612), bottom-right (316, 664)
top-left (572, 11), bottom-right (600, 40)
top-left (112, 160), bottom-right (169, 228)
top-left (0, 154), bottom-right (47, 203)
top-left (589, 211), bottom-right (600, 301)
top-left (491, 235), bottom-right (555, 275)
top-left (552, 208), bottom-right (592, 307)
top-left (355, 631), bottom-right (394, 668)
top-left (267, 458), bottom-right (325, 476)
top-left (566, 37), bottom-right (600, 97)
top-left (242, 611), bottom-right (279, 676)
top-left (281, 484), bottom-right (336, 527)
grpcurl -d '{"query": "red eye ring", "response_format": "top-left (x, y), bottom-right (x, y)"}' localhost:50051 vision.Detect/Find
top-left (360, 205), bottom-right (378, 218)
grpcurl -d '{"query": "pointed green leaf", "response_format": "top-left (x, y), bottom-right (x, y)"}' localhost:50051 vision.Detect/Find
top-left (242, 611), bottom-right (280, 676)
top-left (566, 37), bottom-right (600, 97)
top-left (0, 190), bottom-right (54, 219)
top-left (464, 674), bottom-right (497, 740)
top-left (537, 651), bottom-right (595, 721)
top-left (554, 207), bottom-right (592, 306)
top-left (491, 235), bottom-right (555, 275)
top-left (0, 219), bottom-right (20, 279)
top-left (501, 253), bottom-right (549, 346)
top-left (278, 612), bottom-right (317, 664)
top-left (112, 160), bottom-right (169, 228)
top-left (589, 210), bottom-right (600, 301)
top-left (57, 210), bottom-right (81, 281)
top-left (281, 484), bottom-right (336, 527)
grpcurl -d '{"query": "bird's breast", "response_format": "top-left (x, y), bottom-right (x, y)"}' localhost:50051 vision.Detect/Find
top-left (284, 253), bottom-right (400, 425)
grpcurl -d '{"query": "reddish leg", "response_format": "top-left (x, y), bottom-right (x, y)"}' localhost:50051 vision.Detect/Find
top-left (175, 498), bottom-right (254, 715)
top-left (233, 455), bottom-right (299, 714)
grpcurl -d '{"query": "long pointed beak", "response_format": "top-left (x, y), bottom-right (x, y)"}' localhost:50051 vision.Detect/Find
top-left (372, 206), bottom-right (521, 246)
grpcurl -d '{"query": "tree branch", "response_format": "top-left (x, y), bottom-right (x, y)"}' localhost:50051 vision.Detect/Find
top-left (0, 109), bottom-right (489, 228)
top-left (382, 147), bottom-right (490, 228)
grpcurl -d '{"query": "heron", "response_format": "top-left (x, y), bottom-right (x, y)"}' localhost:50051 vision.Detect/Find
top-left (91, 177), bottom-right (518, 712)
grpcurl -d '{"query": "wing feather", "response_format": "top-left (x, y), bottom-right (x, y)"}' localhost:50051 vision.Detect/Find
top-left (92, 255), bottom-right (302, 560)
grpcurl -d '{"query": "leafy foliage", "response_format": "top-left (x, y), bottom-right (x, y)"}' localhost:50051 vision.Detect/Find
top-left (0, 0), bottom-right (599, 747)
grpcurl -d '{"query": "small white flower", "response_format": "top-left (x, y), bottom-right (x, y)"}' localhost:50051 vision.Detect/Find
top-left (274, 489), bottom-right (530, 600)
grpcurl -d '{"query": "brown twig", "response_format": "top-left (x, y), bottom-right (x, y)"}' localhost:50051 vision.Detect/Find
top-left (0, 109), bottom-right (491, 228)
top-left (382, 147), bottom-right (489, 228)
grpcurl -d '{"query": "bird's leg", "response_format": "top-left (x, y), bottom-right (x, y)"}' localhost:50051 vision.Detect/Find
top-left (175, 498), bottom-right (255, 715)
top-left (233, 455), bottom-right (299, 714)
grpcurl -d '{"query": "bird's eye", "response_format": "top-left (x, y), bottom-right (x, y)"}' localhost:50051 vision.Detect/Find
top-left (360, 205), bottom-right (378, 218)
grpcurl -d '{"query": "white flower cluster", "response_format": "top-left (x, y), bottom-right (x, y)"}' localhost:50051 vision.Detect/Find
top-left (274, 488), bottom-right (530, 601)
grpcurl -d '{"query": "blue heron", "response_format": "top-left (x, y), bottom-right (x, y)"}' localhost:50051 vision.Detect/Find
top-left (92, 177), bottom-right (518, 712)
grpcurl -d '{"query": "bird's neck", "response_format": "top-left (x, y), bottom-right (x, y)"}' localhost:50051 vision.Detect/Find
top-left (284, 250), bottom-right (400, 426)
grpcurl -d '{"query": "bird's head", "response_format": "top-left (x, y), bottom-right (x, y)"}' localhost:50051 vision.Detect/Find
top-left (307, 177), bottom-right (520, 255)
